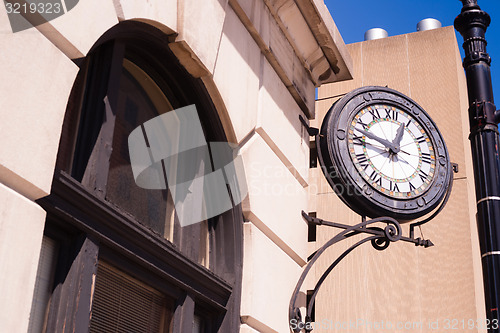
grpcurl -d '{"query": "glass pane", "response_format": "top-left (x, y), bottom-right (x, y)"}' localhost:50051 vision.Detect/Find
top-left (106, 59), bottom-right (175, 239)
top-left (74, 50), bottom-right (212, 263)
top-left (192, 315), bottom-right (203, 333)
top-left (105, 58), bottom-right (211, 266)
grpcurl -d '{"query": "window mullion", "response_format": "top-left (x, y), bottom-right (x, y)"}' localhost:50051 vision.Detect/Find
top-left (45, 236), bottom-right (99, 333)
top-left (83, 41), bottom-right (125, 198)
top-left (172, 292), bottom-right (195, 332)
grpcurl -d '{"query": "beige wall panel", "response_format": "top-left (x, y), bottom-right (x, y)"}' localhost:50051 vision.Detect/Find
top-left (418, 179), bottom-right (478, 326)
top-left (241, 222), bottom-right (302, 333)
top-left (312, 191), bottom-right (419, 333)
top-left (258, 60), bottom-right (310, 184)
top-left (0, 11), bottom-right (78, 198)
top-left (407, 27), bottom-right (468, 179)
top-left (313, 27), bottom-right (481, 332)
top-left (0, 183), bottom-right (46, 333)
top-left (361, 34), bottom-right (410, 95)
top-left (309, 167), bottom-right (333, 197)
top-left (49, 0), bottom-right (118, 55)
top-left (213, 6), bottom-right (260, 143)
top-left (241, 134), bottom-right (308, 263)
top-left (311, 182), bottom-right (480, 332)
top-left (318, 42), bottom-right (362, 100)
top-left (317, 34), bottom-right (412, 110)
top-left (117, 0), bottom-right (177, 32)
top-left (178, 0), bottom-right (228, 74)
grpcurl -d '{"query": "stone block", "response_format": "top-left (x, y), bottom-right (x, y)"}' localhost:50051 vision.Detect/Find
top-left (241, 133), bottom-right (308, 263)
top-left (0, 10), bottom-right (78, 198)
top-left (241, 222), bottom-right (302, 333)
top-left (49, 0), bottom-right (119, 55)
top-left (213, 6), bottom-right (260, 142)
top-left (117, 0), bottom-right (177, 32)
top-left (177, 0), bottom-right (227, 73)
top-left (0, 183), bottom-right (46, 332)
top-left (258, 60), bottom-right (310, 185)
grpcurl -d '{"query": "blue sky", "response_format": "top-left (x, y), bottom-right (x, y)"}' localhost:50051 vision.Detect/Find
top-left (325, 0), bottom-right (500, 106)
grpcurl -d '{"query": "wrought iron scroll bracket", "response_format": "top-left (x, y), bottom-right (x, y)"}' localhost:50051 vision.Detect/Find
top-left (289, 214), bottom-right (434, 333)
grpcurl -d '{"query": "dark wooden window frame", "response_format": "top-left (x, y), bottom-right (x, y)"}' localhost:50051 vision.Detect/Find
top-left (36, 20), bottom-right (243, 333)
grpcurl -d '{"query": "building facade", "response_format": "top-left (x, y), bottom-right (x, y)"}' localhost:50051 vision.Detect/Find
top-left (1, 1), bottom-right (488, 332)
top-left (0, 0), bottom-right (352, 332)
top-left (309, 26), bottom-right (486, 332)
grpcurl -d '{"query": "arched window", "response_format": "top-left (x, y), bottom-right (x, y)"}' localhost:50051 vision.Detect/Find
top-left (35, 21), bottom-right (242, 333)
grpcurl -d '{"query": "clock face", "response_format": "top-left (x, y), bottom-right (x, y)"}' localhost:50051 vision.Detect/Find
top-left (348, 104), bottom-right (436, 198)
top-left (318, 86), bottom-right (451, 221)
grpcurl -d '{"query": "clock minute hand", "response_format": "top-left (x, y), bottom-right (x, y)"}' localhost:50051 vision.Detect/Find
top-left (391, 123), bottom-right (405, 153)
top-left (355, 127), bottom-right (396, 151)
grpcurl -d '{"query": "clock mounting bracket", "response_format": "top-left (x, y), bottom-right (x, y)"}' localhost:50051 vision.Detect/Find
top-left (292, 95), bottom-right (456, 332)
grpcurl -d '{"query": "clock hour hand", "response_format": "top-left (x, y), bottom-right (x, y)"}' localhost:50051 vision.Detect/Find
top-left (355, 127), bottom-right (397, 152)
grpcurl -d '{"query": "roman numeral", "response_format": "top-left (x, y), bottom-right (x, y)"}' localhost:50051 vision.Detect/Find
top-left (356, 153), bottom-right (369, 170)
top-left (421, 152), bottom-right (432, 164)
top-left (416, 136), bottom-right (426, 144)
top-left (356, 153), bottom-right (367, 163)
top-left (369, 170), bottom-right (380, 180)
top-left (390, 181), bottom-right (400, 192)
top-left (369, 170), bottom-right (382, 187)
top-left (409, 182), bottom-right (416, 192)
top-left (368, 108), bottom-right (381, 120)
top-left (357, 120), bottom-right (369, 130)
top-left (419, 170), bottom-right (429, 182)
top-left (352, 135), bottom-right (364, 145)
top-left (406, 119), bottom-right (412, 127)
top-left (385, 108), bottom-right (398, 121)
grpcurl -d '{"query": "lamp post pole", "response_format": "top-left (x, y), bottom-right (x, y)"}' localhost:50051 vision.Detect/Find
top-left (455, 0), bottom-right (500, 329)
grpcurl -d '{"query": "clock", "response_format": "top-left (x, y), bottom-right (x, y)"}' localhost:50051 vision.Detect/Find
top-left (318, 86), bottom-right (451, 221)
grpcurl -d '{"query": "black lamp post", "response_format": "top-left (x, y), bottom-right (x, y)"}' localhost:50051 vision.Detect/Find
top-left (455, 0), bottom-right (500, 329)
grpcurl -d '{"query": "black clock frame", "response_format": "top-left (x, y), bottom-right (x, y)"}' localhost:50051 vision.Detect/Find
top-left (318, 86), bottom-right (451, 221)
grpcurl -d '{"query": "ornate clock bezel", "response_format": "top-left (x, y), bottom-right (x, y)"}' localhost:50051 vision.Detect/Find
top-left (318, 86), bottom-right (451, 221)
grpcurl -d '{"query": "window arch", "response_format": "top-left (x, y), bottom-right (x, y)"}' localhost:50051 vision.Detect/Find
top-left (36, 21), bottom-right (242, 333)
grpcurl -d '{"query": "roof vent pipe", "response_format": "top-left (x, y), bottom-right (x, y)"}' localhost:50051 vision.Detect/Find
top-left (364, 28), bottom-right (388, 41)
top-left (417, 18), bottom-right (442, 32)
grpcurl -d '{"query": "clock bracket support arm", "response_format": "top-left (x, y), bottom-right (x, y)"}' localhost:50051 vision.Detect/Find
top-left (288, 213), bottom-right (435, 333)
